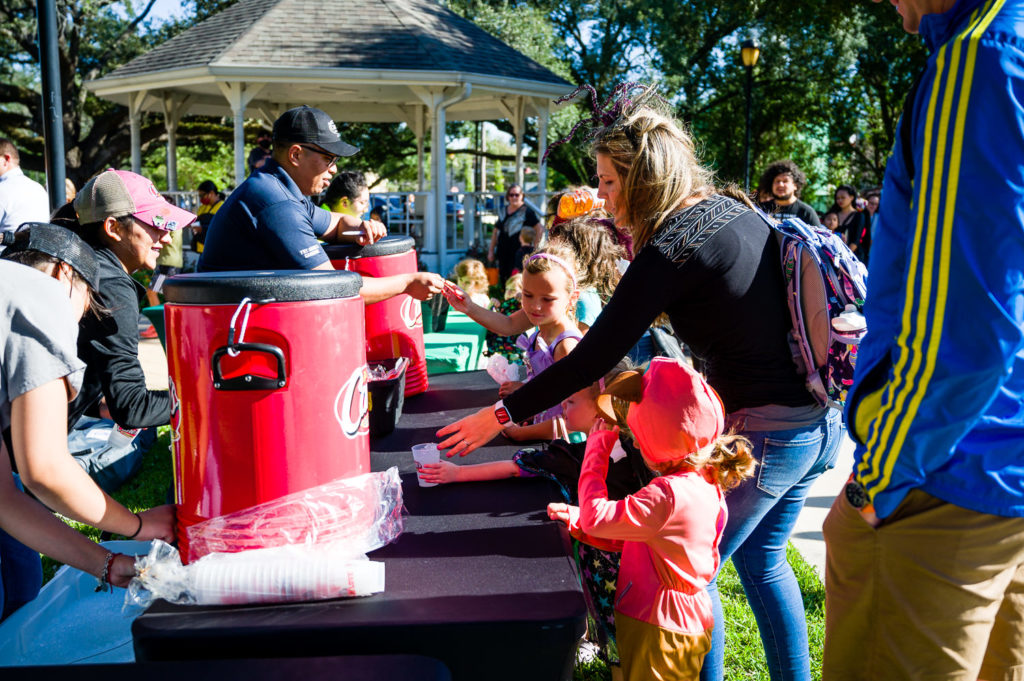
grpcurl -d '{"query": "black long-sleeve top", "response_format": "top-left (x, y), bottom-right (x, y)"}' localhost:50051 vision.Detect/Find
top-left (68, 246), bottom-right (170, 429)
top-left (504, 196), bottom-right (812, 422)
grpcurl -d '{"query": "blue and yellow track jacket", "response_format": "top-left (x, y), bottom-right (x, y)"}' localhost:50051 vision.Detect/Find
top-left (846, 0), bottom-right (1024, 519)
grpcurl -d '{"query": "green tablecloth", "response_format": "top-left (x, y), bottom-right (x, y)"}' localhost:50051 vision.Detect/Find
top-left (424, 311), bottom-right (487, 375)
top-left (141, 305), bottom-right (166, 350)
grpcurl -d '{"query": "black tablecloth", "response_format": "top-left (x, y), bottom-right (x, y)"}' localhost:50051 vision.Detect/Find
top-left (4, 656), bottom-right (450, 681)
top-left (132, 371), bottom-right (587, 681)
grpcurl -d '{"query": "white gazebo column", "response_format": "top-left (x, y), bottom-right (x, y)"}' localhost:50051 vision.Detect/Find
top-left (218, 82), bottom-right (265, 187)
top-left (431, 100), bottom-right (446, 271)
top-left (480, 123), bottom-right (487, 192)
top-left (162, 92), bottom-right (191, 192)
top-left (535, 99), bottom-right (550, 212)
top-left (513, 97), bottom-right (526, 188)
top-left (414, 105), bottom-right (427, 192)
top-left (128, 90), bottom-right (149, 174)
top-left (434, 86), bottom-right (471, 272)
top-left (412, 87), bottom-right (445, 269)
top-left (414, 86), bottom-right (470, 272)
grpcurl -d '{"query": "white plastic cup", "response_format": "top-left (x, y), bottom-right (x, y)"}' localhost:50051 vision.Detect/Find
top-left (411, 443), bottom-right (440, 487)
top-left (107, 424), bottom-right (140, 450)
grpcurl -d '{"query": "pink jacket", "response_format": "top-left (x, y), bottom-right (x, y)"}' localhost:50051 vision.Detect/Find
top-left (568, 430), bottom-right (726, 634)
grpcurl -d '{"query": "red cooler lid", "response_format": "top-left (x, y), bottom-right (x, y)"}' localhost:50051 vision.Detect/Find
top-left (323, 234), bottom-right (414, 260)
top-left (163, 270), bottom-right (362, 304)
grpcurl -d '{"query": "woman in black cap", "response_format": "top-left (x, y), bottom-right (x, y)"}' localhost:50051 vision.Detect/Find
top-left (0, 224), bottom-right (171, 619)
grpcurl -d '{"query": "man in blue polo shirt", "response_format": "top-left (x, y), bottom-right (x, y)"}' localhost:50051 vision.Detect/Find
top-left (199, 106), bottom-right (443, 303)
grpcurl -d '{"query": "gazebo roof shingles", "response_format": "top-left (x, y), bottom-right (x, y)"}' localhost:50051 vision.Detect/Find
top-left (105, 0), bottom-right (568, 86)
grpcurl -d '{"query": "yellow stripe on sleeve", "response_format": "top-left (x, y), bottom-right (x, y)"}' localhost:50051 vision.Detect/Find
top-left (858, 1), bottom-right (1002, 493)
top-left (875, 0), bottom-right (1008, 494)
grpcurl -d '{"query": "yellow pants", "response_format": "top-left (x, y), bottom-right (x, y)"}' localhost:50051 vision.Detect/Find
top-left (615, 611), bottom-right (712, 681)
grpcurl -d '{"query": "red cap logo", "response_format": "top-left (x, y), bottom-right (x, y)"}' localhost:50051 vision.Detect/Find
top-left (400, 296), bottom-right (423, 330)
top-left (168, 377), bottom-right (183, 503)
top-left (334, 365), bottom-right (369, 439)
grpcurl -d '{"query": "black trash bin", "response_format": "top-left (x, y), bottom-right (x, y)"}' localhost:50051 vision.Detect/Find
top-left (368, 357), bottom-right (408, 437)
top-left (421, 294), bottom-right (450, 333)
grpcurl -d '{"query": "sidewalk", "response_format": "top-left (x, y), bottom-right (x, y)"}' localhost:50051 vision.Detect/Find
top-left (790, 432), bottom-right (855, 577)
top-left (138, 338), bottom-right (168, 391)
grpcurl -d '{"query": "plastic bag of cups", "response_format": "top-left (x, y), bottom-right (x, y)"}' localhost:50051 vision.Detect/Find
top-left (369, 357), bottom-right (409, 382)
top-left (126, 539), bottom-right (385, 607)
top-left (186, 467), bottom-right (404, 563)
top-left (486, 354), bottom-right (526, 384)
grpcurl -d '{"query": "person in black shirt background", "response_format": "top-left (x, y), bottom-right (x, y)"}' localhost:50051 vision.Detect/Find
top-left (827, 184), bottom-right (870, 262)
top-left (757, 159), bottom-right (821, 226)
top-left (439, 84), bottom-right (843, 681)
top-left (488, 184), bottom-right (540, 284)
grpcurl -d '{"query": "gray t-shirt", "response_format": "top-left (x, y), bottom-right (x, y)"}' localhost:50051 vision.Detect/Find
top-left (0, 260), bottom-right (85, 432)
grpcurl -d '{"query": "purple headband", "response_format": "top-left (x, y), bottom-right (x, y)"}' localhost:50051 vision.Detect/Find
top-left (527, 253), bottom-right (577, 291)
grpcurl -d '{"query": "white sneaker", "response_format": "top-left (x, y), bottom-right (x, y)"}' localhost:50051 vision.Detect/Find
top-left (576, 640), bottom-right (601, 664)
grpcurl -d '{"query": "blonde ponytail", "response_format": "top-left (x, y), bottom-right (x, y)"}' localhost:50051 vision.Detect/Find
top-left (705, 433), bottom-right (757, 491)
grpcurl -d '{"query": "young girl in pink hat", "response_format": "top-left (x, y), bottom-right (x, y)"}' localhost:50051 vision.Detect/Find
top-left (548, 357), bottom-right (755, 680)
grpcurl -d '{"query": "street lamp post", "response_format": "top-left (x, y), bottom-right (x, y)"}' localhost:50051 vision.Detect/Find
top-left (37, 0), bottom-right (66, 210)
top-left (741, 39), bottom-right (760, 193)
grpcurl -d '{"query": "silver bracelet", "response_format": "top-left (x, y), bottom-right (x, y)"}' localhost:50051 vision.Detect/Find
top-left (95, 551), bottom-right (115, 593)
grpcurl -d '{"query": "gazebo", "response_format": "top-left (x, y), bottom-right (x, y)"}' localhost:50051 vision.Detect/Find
top-left (86, 0), bottom-right (572, 271)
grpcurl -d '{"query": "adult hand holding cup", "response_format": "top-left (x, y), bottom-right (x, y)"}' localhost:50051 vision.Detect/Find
top-left (412, 443), bottom-right (441, 487)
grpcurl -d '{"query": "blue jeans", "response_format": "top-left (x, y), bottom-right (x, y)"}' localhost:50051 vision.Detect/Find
top-left (0, 474), bottom-right (43, 621)
top-left (700, 408), bottom-right (842, 681)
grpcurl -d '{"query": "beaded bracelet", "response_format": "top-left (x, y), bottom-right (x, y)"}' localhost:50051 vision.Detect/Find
top-left (95, 552), bottom-right (123, 592)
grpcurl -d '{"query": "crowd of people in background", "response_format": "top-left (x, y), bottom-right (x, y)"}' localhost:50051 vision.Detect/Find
top-left (756, 158), bottom-right (879, 265)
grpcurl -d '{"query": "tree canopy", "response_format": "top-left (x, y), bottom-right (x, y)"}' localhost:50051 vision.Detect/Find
top-left (0, 0), bottom-right (927, 198)
top-left (0, 0), bottom-right (240, 185)
top-left (445, 0), bottom-right (926, 200)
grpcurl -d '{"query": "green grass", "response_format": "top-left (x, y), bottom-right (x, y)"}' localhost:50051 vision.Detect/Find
top-left (573, 546), bottom-right (826, 681)
top-left (41, 426), bottom-right (174, 583)
top-left (574, 656), bottom-right (613, 681)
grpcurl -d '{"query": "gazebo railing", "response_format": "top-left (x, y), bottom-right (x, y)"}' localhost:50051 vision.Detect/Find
top-left (162, 189), bottom-right (550, 275)
top-left (371, 190), bottom-right (548, 270)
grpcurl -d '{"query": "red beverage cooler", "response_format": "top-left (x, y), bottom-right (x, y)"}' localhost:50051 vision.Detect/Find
top-left (325, 235), bottom-right (428, 396)
top-left (163, 270), bottom-right (367, 560)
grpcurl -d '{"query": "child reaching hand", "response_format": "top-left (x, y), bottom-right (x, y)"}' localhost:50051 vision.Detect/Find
top-left (547, 358), bottom-right (756, 680)
top-left (445, 241), bottom-right (583, 440)
top-left (417, 361), bottom-right (645, 489)
top-left (418, 384), bottom-right (596, 485)
top-left (515, 244), bottom-right (582, 409)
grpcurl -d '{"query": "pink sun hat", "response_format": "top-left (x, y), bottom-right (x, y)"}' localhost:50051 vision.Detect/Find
top-left (75, 169), bottom-right (196, 231)
top-left (598, 358), bottom-right (725, 464)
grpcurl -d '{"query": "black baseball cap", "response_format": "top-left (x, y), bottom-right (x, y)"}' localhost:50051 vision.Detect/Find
top-left (2, 222), bottom-right (100, 290)
top-left (272, 106), bottom-right (359, 158)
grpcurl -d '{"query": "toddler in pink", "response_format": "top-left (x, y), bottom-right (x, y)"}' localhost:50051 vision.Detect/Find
top-left (548, 358), bottom-right (755, 680)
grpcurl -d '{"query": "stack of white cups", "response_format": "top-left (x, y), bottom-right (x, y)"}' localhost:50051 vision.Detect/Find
top-left (188, 546), bottom-right (385, 605)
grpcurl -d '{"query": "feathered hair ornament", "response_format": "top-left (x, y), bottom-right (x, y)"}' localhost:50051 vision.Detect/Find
top-left (542, 82), bottom-right (666, 162)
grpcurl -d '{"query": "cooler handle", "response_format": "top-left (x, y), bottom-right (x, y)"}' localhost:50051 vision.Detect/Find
top-left (212, 343), bottom-right (287, 391)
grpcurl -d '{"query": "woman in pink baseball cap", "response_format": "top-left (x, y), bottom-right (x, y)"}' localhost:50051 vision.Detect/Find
top-left (59, 169), bottom-right (196, 432)
top-left (548, 358), bottom-right (755, 680)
